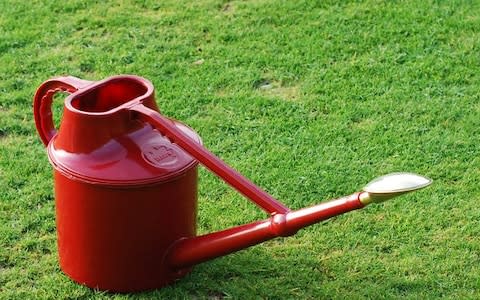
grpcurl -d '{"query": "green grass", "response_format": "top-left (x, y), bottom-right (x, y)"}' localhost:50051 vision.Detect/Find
top-left (1, 0), bottom-right (480, 298)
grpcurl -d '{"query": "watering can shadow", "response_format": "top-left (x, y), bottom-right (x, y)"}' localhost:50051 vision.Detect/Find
top-left (33, 75), bottom-right (431, 292)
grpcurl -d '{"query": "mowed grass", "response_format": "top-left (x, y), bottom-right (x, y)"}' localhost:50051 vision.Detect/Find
top-left (1, 0), bottom-right (480, 299)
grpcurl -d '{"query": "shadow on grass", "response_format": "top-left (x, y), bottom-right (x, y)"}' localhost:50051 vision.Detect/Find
top-left (128, 243), bottom-right (433, 299)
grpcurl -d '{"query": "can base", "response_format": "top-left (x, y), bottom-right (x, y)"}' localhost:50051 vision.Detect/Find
top-left (60, 264), bottom-right (193, 293)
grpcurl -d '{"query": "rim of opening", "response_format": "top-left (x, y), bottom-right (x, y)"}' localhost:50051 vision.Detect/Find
top-left (65, 75), bottom-right (154, 115)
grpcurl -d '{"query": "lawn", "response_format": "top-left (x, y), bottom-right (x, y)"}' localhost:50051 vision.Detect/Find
top-left (1, 0), bottom-right (480, 299)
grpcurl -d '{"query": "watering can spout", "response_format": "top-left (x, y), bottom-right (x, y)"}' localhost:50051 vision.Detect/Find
top-left (167, 173), bottom-right (432, 270)
top-left (132, 105), bottom-right (432, 272)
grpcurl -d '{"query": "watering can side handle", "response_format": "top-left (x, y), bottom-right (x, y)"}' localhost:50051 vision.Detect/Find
top-left (33, 76), bottom-right (93, 146)
top-left (130, 104), bottom-right (291, 215)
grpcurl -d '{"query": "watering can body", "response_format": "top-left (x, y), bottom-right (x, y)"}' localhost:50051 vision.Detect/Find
top-left (34, 75), bottom-right (431, 293)
top-left (34, 76), bottom-right (202, 291)
top-left (53, 169), bottom-right (197, 291)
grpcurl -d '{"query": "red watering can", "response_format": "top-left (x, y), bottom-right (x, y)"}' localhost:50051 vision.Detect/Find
top-left (33, 75), bottom-right (431, 292)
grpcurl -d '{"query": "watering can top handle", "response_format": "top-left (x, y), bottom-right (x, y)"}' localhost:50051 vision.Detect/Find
top-left (129, 104), bottom-right (291, 215)
top-left (33, 76), bottom-right (93, 146)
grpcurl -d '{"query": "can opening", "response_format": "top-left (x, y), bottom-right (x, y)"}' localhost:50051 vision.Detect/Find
top-left (71, 78), bottom-right (148, 113)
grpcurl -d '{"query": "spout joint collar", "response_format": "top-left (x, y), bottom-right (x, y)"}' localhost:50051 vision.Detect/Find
top-left (270, 214), bottom-right (297, 237)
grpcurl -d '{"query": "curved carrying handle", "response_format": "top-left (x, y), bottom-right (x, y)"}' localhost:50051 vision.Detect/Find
top-left (33, 76), bottom-right (93, 146)
top-left (129, 104), bottom-right (290, 215)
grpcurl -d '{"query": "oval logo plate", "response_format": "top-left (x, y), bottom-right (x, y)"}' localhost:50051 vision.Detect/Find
top-left (142, 144), bottom-right (178, 167)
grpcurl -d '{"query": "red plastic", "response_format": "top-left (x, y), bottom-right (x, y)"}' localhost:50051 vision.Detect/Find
top-left (130, 104), bottom-right (290, 214)
top-left (34, 75), bottom-right (201, 291)
top-left (34, 75), bottom-right (366, 292)
top-left (168, 193), bottom-right (364, 269)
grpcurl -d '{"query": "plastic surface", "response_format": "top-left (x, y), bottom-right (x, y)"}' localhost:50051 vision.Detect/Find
top-left (54, 167), bottom-right (197, 291)
top-left (33, 76), bottom-right (93, 146)
top-left (130, 104), bottom-right (290, 213)
top-left (34, 75), bottom-right (200, 292)
top-left (34, 75), bottom-right (201, 186)
top-left (34, 75), bottom-right (370, 293)
top-left (168, 193), bottom-right (364, 269)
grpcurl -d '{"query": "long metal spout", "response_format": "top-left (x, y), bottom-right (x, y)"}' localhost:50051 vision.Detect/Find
top-left (167, 173), bottom-right (432, 270)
